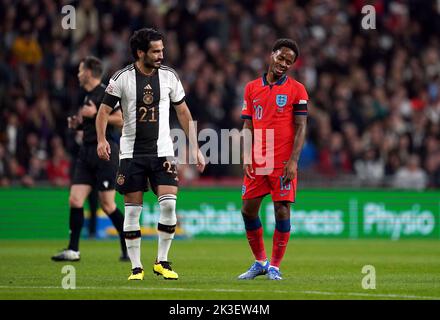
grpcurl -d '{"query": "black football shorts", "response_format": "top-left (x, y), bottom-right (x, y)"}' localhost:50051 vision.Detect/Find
top-left (71, 142), bottom-right (119, 191)
top-left (115, 156), bottom-right (178, 195)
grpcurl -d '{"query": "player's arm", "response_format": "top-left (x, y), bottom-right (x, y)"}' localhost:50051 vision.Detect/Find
top-left (97, 74), bottom-right (123, 160)
top-left (174, 101), bottom-right (205, 173)
top-left (240, 83), bottom-right (254, 179)
top-left (170, 70), bottom-right (205, 172)
top-left (283, 86), bottom-right (309, 184)
top-left (81, 100), bottom-right (98, 118)
top-left (68, 104), bottom-right (84, 130)
top-left (108, 108), bottom-right (123, 128)
top-left (82, 99), bottom-right (122, 127)
top-left (242, 119), bottom-right (255, 179)
top-left (96, 103), bottom-right (113, 161)
top-left (283, 115), bottom-right (307, 183)
top-left (67, 112), bottom-right (83, 130)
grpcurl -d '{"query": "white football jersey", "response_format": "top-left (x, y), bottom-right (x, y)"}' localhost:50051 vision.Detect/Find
top-left (103, 64), bottom-right (185, 159)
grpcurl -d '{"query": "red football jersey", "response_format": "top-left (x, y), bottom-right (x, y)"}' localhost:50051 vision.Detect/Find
top-left (241, 74), bottom-right (308, 170)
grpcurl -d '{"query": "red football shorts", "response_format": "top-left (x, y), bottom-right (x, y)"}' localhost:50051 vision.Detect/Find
top-left (242, 167), bottom-right (297, 202)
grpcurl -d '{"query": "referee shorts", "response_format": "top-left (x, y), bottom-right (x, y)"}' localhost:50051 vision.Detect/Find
top-left (71, 141), bottom-right (119, 191)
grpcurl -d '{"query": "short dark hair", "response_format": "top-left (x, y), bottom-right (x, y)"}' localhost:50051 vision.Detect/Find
top-left (80, 56), bottom-right (103, 78)
top-left (272, 38), bottom-right (300, 62)
top-left (130, 28), bottom-right (164, 60)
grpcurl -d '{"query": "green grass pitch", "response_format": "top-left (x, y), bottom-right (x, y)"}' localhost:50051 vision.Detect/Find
top-left (0, 238), bottom-right (439, 300)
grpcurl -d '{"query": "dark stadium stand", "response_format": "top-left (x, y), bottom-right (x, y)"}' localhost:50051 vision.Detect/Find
top-left (0, 0), bottom-right (440, 189)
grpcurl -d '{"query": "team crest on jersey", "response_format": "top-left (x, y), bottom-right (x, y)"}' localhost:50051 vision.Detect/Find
top-left (143, 84), bottom-right (154, 105)
top-left (242, 185), bottom-right (246, 195)
top-left (276, 95), bottom-right (287, 107)
top-left (143, 93), bottom-right (154, 105)
top-left (116, 174), bottom-right (125, 185)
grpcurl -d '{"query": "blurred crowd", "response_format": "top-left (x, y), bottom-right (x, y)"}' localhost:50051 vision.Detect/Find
top-left (0, 0), bottom-right (440, 189)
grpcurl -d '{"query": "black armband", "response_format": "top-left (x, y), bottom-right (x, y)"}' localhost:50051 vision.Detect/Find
top-left (293, 103), bottom-right (308, 116)
top-left (172, 97), bottom-right (186, 106)
top-left (102, 93), bottom-right (121, 109)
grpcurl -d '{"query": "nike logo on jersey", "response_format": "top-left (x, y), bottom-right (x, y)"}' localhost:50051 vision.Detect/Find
top-left (253, 98), bottom-right (260, 103)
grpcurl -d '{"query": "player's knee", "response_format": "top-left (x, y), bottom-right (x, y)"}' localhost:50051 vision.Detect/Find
top-left (124, 204), bottom-right (142, 232)
top-left (158, 194), bottom-right (177, 226)
top-left (69, 194), bottom-right (84, 208)
top-left (241, 210), bottom-right (253, 220)
top-left (274, 202), bottom-right (290, 220)
top-left (160, 198), bottom-right (175, 214)
top-left (241, 205), bottom-right (259, 220)
top-left (101, 201), bottom-right (116, 214)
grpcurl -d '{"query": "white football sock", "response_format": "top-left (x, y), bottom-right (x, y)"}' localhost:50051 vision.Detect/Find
top-left (124, 203), bottom-right (143, 269)
top-left (157, 194), bottom-right (177, 262)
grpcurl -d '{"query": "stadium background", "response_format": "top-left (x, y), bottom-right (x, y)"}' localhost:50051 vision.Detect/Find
top-left (0, 0), bottom-right (439, 240)
top-left (0, 0), bottom-right (440, 300)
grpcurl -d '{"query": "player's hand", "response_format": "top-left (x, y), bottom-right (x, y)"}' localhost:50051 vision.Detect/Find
top-left (195, 149), bottom-right (205, 173)
top-left (81, 100), bottom-right (98, 118)
top-left (67, 115), bottom-right (80, 129)
top-left (282, 159), bottom-right (297, 184)
top-left (243, 164), bottom-right (255, 180)
top-left (97, 139), bottom-right (111, 161)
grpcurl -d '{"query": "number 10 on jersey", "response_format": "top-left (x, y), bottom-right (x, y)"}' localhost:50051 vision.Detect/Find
top-left (254, 105), bottom-right (263, 120)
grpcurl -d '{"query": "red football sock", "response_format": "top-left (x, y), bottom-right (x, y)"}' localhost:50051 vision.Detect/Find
top-left (246, 227), bottom-right (267, 261)
top-left (271, 229), bottom-right (290, 268)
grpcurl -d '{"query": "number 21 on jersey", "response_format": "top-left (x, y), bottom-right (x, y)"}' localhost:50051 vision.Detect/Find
top-left (139, 106), bottom-right (157, 122)
top-left (254, 105), bottom-right (263, 120)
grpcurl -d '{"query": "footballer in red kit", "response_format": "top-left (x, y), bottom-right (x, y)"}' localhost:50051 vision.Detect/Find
top-left (239, 39), bottom-right (308, 280)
